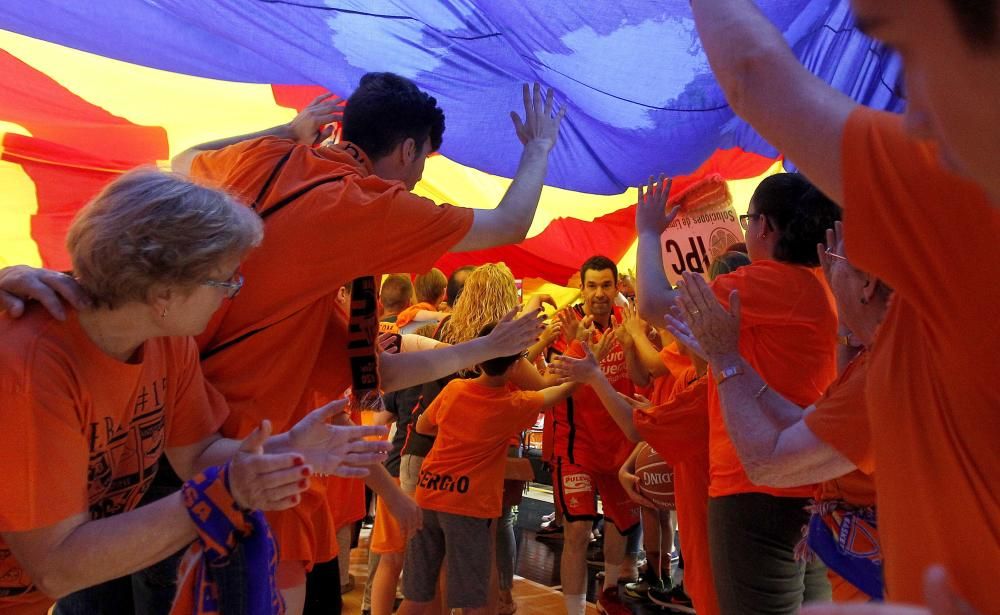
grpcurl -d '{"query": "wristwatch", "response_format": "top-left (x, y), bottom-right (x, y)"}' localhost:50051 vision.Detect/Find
top-left (715, 365), bottom-right (744, 384)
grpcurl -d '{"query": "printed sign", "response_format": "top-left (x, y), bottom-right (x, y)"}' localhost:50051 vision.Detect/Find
top-left (659, 178), bottom-right (744, 285)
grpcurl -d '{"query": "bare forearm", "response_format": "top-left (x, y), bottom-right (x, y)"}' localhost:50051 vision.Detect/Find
top-left (690, 0), bottom-right (800, 120)
top-left (632, 332), bottom-right (670, 378)
top-left (709, 353), bottom-right (807, 475)
top-left (623, 344), bottom-right (652, 388)
top-left (764, 422), bottom-right (858, 487)
top-left (584, 375), bottom-right (641, 442)
top-left (636, 231), bottom-right (676, 329)
top-left (494, 142), bottom-right (550, 241)
top-left (690, 0), bottom-right (851, 202)
top-left (171, 124), bottom-right (296, 175)
top-left (453, 143), bottom-right (550, 251)
top-left (26, 495), bottom-right (195, 598)
top-left (380, 337), bottom-right (498, 391)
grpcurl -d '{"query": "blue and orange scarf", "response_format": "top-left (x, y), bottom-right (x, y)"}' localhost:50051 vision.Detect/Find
top-left (797, 500), bottom-right (883, 601)
top-left (170, 464), bottom-right (283, 615)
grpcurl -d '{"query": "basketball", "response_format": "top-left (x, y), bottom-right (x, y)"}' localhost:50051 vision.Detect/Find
top-left (634, 443), bottom-right (675, 510)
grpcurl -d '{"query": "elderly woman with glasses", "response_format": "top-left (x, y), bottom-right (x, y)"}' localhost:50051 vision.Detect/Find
top-left (0, 169), bottom-right (389, 614)
top-left (665, 220), bottom-right (892, 602)
top-left (636, 172), bottom-right (843, 614)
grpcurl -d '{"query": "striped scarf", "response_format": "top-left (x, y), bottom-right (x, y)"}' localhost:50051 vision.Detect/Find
top-left (170, 464), bottom-right (283, 615)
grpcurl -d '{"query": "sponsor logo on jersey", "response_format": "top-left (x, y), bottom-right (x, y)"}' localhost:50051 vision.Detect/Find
top-left (562, 472), bottom-right (592, 494)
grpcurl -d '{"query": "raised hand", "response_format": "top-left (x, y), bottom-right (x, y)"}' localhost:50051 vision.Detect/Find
top-left (620, 301), bottom-right (648, 343)
top-left (288, 92), bottom-right (345, 146)
top-left (538, 320), bottom-right (563, 348)
top-left (663, 305), bottom-right (708, 361)
top-left (510, 83), bottom-right (567, 153)
top-left (0, 265), bottom-right (91, 321)
top-left (589, 327), bottom-right (617, 362)
top-left (817, 220), bottom-right (847, 287)
top-left (576, 314), bottom-right (596, 344)
top-left (377, 332), bottom-right (401, 355)
top-left (287, 400), bottom-right (392, 477)
top-left (636, 174), bottom-right (680, 236)
top-left (488, 307), bottom-right (545, 355)
top-left (229, 420), bottom-right (311, 511)
top-left (523, 292), bottom-right (557, 314)
top-left (549, 344), bottom-right (602, 385)
top-left (675, 271), bottom-right (741, 360)
top-left (556, 306), bottom-right (581, 345)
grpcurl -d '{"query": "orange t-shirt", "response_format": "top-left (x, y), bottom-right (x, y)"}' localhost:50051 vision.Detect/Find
top-left (266, 302), bottom-right (357, 566)
top-left (0, 309), bottom-right (228, 612)
top-left (648, 342), bottom-right (688, 405)
top-left (842, 107), bottom-right (1000, 609)
top-left (189, 137), bottom-right (473, 438)
top-left (415, 379), bottom-right (545, 519)
top-left (804, 351), bottom-right (876, 505)
top-left (707, 260), bottom-right (838, 498)
top-left (635, 368), bottom-right (718, 615)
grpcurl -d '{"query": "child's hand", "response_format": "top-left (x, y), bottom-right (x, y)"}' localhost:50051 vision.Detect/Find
top-left (618, 466), bottom-right (658, 510)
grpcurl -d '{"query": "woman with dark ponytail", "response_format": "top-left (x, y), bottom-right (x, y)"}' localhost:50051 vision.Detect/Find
top-left (636, 172), bottom-right (842, 614)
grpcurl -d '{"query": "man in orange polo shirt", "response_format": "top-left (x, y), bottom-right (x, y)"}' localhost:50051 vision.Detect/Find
top-left (167, 73), bottom-right (565, 614)
top-left (681, 1), bottom-right (1000, 612)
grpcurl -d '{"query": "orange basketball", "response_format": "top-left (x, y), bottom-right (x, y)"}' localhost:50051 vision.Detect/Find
top-left (634, 443), bottom-right (675, 510)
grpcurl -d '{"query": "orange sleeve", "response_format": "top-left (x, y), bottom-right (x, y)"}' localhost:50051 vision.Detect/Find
top-left (635, 376), bottom-right (710, 467)
top-left (380, 188), bottom-right (474, 274)
top-left (189, 137), bottom-right (294, 190)
top-left (512, 390), bottom-right (547, 430)
top-left (841, 108), bottom-right (993, 340)
top-left (165, 338), bottom-right (230, 447)
top-left (0, 367), bottom-right (89, 531)
top-left (802, 354), bottom-right (875, 474)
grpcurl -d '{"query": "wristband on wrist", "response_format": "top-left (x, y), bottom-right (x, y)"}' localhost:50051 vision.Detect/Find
top-left (715, 364), bottom-right (744, 384)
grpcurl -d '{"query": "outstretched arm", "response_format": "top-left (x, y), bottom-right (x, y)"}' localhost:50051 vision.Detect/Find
top-left (691, 0), bottom-right (855, 203)
top-left (450, 84), bottom-right (567, 251)
top-left (668, 272), bottom-right (855, 487)
top-left (171, 93), bottom-right (343, 175)
top-left (379, 308), bottom-right (543, 392)
top-left (635, 175), bottom-right (680, 330)
top-left (548, 348), bottom-right (642, 442)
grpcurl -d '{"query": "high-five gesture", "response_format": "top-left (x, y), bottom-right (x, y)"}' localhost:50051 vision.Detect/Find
top-left (286, 400), bottom-right (391, 477)
top-left (636, 174), bottom-right (680, 236)
top-left (288, 92), bottom-right (345, 146)
top-left (511, 83), bottom-right (566, 153)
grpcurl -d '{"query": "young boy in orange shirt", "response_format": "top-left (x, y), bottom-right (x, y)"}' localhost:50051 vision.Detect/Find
top-left (397, 323), bottom-right (574, 615)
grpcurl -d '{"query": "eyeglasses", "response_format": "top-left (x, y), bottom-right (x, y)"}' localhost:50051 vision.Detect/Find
top-left (824, 248), bottom-right (849, 263)
top-left (739, 213), bottom-right (765, 231)
top-left (203, 272), bottom-right (244, 299)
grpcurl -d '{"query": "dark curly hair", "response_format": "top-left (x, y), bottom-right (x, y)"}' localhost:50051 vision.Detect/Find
top-left (580, 255), bottom-right (618, 284)
top-left (342, 72), bottom-right (445, 160)
top-left (750, 173), bottom-right (841, 267)
top-left (946, 0), bottom-right (999, 49)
